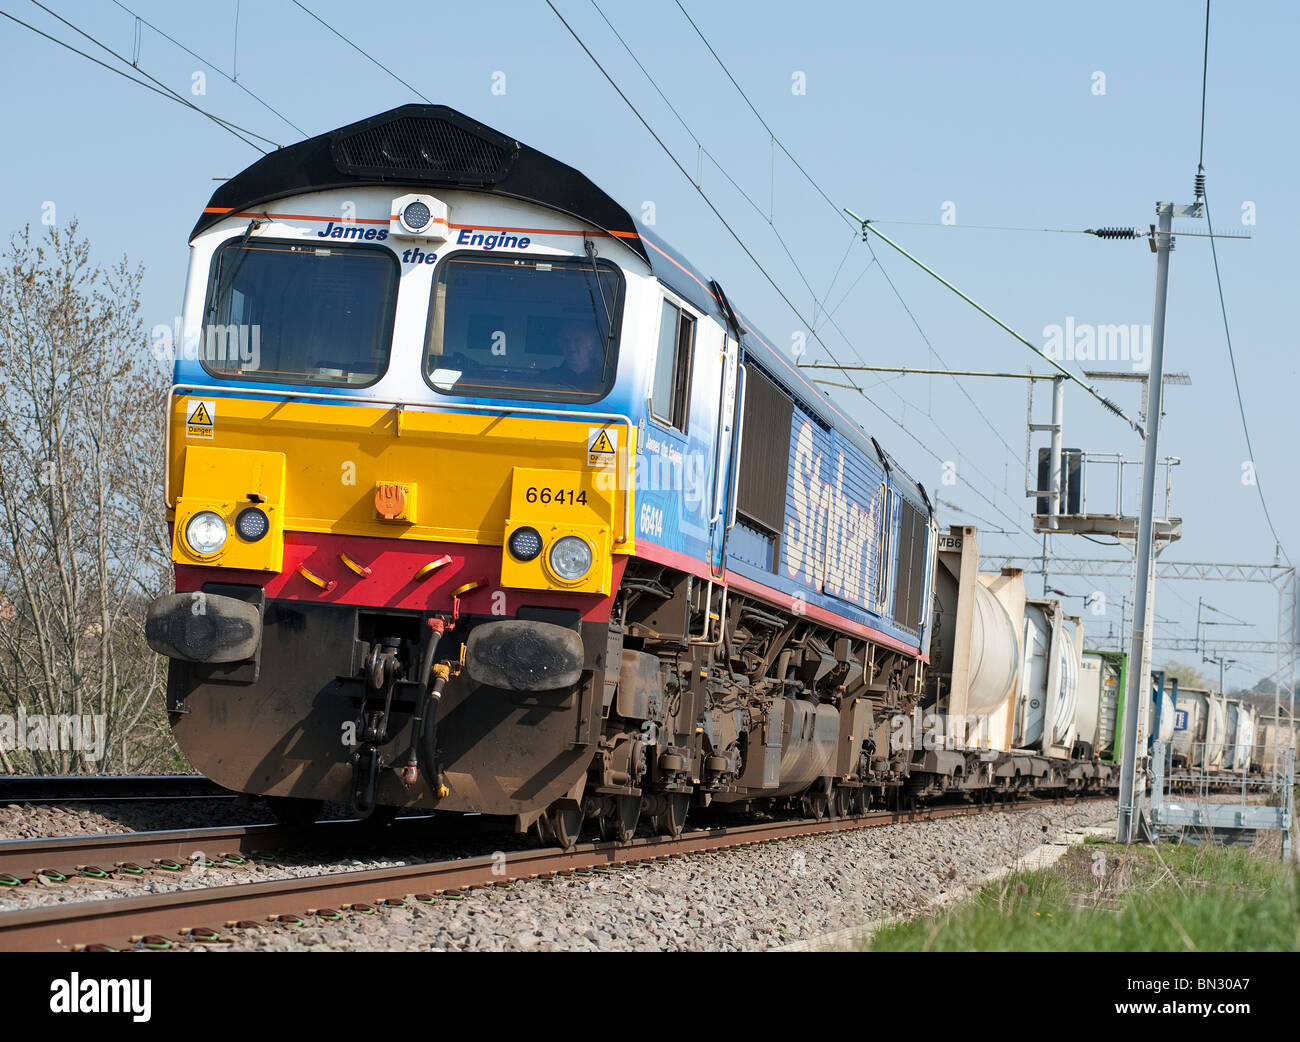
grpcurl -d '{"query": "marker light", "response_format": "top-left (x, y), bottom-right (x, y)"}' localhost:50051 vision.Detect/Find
top-left (508, 526), bottom-right (543, 562)
top-left (235, 507), bottom-right (270, 542)
top-left (548, 535), bottom-right (592, 582)
top-left (401, 200), bottom-right (431, 231)
top-left (185, 511), bottom-right (228, 556)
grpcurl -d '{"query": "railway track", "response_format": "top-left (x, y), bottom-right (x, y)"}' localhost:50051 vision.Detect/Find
top-left (0, 775), bottom-right (232, 803)
top-left (0, 794), bottom-right (1111, 952)
top-left (1, 822), bottom-right (310, 882)
top-left (0, 813), bottom-right (516, 881)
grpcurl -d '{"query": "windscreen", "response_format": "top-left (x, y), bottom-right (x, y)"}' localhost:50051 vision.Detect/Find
top-left (203, 239), bottom-right (399, 386)
top-left (423, 253), bottom-right (623, 403)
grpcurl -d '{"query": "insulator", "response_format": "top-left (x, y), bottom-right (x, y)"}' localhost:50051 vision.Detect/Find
top-left (1194, 171), bottom-right (1206, 200)
top-left (1088, 227), bottom-right (1139, 239)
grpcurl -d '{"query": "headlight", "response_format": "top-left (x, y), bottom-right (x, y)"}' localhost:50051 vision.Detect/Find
top-left (235, 506), bottom-right (270, 542)
top-left (185, 511), bottom-right (228, 556)
top-left (401, 200), bottom-right (432, 231)
top-left (548, 535), bottom-right (592, 582)
top-left (508, 526), bottom-right (542, 562)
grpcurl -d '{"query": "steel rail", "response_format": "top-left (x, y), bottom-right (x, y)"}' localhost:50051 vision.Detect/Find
top-left (0, 795), bottom-right (1110, 951)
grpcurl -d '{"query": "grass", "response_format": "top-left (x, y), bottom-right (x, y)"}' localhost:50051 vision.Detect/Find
top-left (867, 841), bottom-right (1299, 952)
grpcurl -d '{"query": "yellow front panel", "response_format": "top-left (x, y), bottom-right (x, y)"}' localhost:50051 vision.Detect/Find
top-left (166, 396), bottom-right (635, 552)
top-left (501, 467), bottom-right (615, 594)
top-left (507, 466), bottom-right (614, 527)
top-left (173, 446), bottom-right (286, 570)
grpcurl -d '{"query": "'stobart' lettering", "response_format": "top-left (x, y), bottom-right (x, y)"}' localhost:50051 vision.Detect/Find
top-left (783, 420), bottom-right (879, 607)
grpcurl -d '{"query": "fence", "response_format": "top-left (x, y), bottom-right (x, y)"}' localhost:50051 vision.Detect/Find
top-left (1148, 739), bottom-right (1293, 859)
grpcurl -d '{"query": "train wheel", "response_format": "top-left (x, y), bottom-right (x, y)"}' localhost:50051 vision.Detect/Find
top-left (802, 792), bottom-right (830, 820)
top-left (651, 794), bottom-right (689, 837)
top-left (612, 795), bottom-right (641, 842)
top-left (537, 802), bottom-right (584, 850)
top-left (597, 796), bottom-right (641, 843)
top-left (267, 796), bottom-right (324, 827)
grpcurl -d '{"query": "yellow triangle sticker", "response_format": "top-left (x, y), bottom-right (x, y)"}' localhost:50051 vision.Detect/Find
top-left (189, 403), bottom-right (212, 426)
top-left (590, 430), bottom-right (615, 454)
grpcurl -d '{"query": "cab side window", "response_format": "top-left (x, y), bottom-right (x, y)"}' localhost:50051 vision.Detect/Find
top-left (650, 299), bottom-right (694, 432)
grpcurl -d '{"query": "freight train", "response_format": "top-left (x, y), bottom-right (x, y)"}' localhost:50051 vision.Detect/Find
top-left (145, 104), bottom-right (1198, 845)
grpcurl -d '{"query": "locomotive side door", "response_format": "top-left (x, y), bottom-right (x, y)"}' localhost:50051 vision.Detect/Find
top-left (708, 335), bottom-right (740, 575)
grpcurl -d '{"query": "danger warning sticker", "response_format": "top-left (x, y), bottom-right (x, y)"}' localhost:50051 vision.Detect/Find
top-left (587, 426), bottom-right (617, 467)
top-left (186, 400), bottom-right (215, 440)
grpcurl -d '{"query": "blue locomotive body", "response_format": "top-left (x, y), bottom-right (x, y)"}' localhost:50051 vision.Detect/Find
top-left (624, 228), bottom-right (934, 660)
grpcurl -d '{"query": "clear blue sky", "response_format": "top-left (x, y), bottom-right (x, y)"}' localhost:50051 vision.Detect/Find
top-left (2, 0), bottom-right (1295, 687)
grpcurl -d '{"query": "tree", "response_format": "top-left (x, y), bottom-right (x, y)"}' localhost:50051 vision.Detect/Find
top-left (1159, 660), bottom-right (1212, 691)
top-left (0, 222), bottom-right (173, 772)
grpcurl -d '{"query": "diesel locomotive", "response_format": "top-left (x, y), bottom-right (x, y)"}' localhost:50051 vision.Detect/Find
top-left (147, 104), bottom-right (1109, 846)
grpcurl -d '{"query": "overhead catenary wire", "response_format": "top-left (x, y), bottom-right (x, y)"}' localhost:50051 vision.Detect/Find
top-left (673, 0), bottom-right (856, 232)
top-left (27, 0), bottom-right (281, 149)
top-left (108, 0), bottom-right (308, 137)
top-left (1192, 0), bottom-right (1289, 564)
top-left (564, 4), bottom-right (1050, 550)
top-left (671, 0), bottom-right (1040, 485)
top-left (548, 1), bottom-right (1041, 554)
top-left (589, 0), bottom-right (1042, 546)
top-left (289, 0), bottom-right (431, 103)
top-left (1, 5), bottom-right (272, 152)
top-left (849, 214), bottom-right (1144, 435)
top-left (587, 1), bottom-right (852, 330)
top-left (820, 254), bottom-right (878, 325)
top-left (575, 2), bottom-right (1046, 552)
top-left (1198, 0), bottom-right (1210, 169)
top-left (798, 281), bottom-right (1037, 542)
top-left (669, 0), bottom-right (1146, 541)
top-left (1205, 188), bottom-right (1289, 564)
top-left (809, 229), bottom-right (858, 332)
top-left (854, 219), bottom-right (1104, 235)
top-left (544, 3), bottom-right (864, 391)
top-left (676, 0), bottom-right (1051, 484)
top-left (860, 236), bottom-right (1025, 464)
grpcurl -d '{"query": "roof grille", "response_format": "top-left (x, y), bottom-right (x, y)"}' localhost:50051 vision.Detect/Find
top-left (331, 115), bottom-right (515, 184)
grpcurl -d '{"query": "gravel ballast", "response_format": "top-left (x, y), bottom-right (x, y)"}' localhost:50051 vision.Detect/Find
top-left (0, 798), bottom-right (274, 841)
top-left (158, 800), bottom-right (1116, 952)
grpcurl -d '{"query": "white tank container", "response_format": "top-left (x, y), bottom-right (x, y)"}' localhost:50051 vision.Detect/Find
top-left (1014, 601), bottom-right (1080, 756)
top-left (1205, 693), bottom-right (1227, 770)
top-left (1017, 603), bottom-right (1052, 748)
top-left (1053, 618), bottom-right (1081, 748)
top-left (1157, 688), bottom-right (1176, 744)
top-left (965, 582), bottom-right (1021, 717)
top-left (1234, 705), bottom-right (1256, 771)
top-left (1224, 701), bottom-right (1241, 770)
top-left (1077, 653), bottom-right (1104, 754)
top-left (1171, 688), bottom-right (1208, 765)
